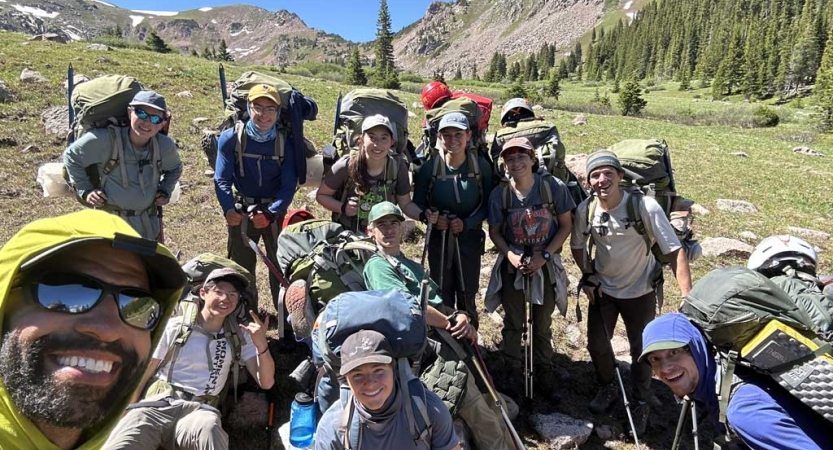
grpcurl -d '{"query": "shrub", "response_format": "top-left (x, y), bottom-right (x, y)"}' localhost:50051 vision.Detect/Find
top-left (752, 106), bottom-right (779, 127)
top-left (618, 80), bottom-right (647, 116)
top-left (399, 72), bottom-right (424, 83)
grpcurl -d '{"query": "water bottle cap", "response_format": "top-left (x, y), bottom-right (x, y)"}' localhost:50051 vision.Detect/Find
top-left (295, 392), bottom-right (314, 405)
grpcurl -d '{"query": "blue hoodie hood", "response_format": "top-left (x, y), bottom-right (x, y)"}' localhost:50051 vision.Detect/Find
top-left (642, 313), bottom-right (719, 421)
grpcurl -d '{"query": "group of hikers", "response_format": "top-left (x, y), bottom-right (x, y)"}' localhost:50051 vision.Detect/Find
top-left (1, 74), bottom-right (831, 450)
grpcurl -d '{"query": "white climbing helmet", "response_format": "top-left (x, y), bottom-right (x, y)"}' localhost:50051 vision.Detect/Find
top-left (747, 235), bottom-right (818, 274)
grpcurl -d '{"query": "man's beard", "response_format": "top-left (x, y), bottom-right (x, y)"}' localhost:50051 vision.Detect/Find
top-left (0, 329), bottom-right (143, 429)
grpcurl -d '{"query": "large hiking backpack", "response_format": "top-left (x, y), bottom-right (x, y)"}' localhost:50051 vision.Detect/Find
top-left (681, 266), bottom-right (833, 425)
top-left (312, 289), bottom-right (432, 449)
top-left (62, 75), bottom-right (163, 204)
top-left (201, 70), bottom-right (318, 184)
top-left (422, 95), bottom-right (493, 163)
top-left (586, 139), bottom-right (700, 265)
top-left (145, 253), bottom-right (255, 406)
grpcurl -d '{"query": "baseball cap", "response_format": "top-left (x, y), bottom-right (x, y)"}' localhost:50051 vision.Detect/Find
top-left (339, 330), bottom-right (394, 376)
top-left (203, 267), bottom-right (249, 291)
top-left (361, 114), bottom-right (396, 136)
top-left (438, 112), bottom-right (469, 131)
top-left (639, 314), bottom-right (691, 362)
top-left (586, 150), bottom-right (623, 176)
top-left (367, 201), bottom-right (405, 224)
top-left (499, 137), bottom-right (535, 158)
top-left (248, 84), bottom-right (282, 107)
top-left (129, 90), bottom-right (167, 113)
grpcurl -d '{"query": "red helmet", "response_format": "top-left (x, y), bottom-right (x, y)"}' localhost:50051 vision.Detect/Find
top-left (421, 81), bottom-right (452, 110)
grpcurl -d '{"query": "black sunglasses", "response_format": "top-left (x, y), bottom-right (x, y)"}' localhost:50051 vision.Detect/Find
top-left (133, 108), bottom-right (164, 125)
top-left (594, 212), bottom-right (611, 236)
top-left (24, 272), bottom-right (162, 330)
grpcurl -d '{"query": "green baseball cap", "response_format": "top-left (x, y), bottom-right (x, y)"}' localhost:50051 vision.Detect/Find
top-left (367, 201), bottom-right (405, 224)
top-left (639, 340), bottom-right (688, 362)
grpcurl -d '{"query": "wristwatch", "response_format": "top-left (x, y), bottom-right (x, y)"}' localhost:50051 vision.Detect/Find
top-left (542, 250), bottom-right (551, 261)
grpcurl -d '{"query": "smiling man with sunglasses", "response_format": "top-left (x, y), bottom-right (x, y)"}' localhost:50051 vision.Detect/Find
top-left (570, 150), bottom-right (691, 433)
top-left (0, 209), bottom-right (185, 450)
top-left (63, 90), bottom-right (182, 241)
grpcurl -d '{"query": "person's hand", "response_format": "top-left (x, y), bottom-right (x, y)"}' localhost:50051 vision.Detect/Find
top-left (225, 209), bottom-right (243, 226)
top-left (448, 313), bottom-right (476, 343)
top-left (435, 215), bottom-right (449, 231)
top-left (507, 250), bottom-right (524, 269)
top-left (425, 209), bottom-right (439, 225)
top-left (343, 199), bottom-right (359, 217)
top-left (581, 274), bottom-right (599, 304)
top-left (239, 310), bottom-right (270, 355)
top-left (85, 190), bottom-right (107, 207)
top-left (521, 254), bottom-right (546, 274)
top-left (250, 211), bottom-right (272, 229)
top-left (154, 192), bottom-right (170, 206)
top-left (449, 218), bottom-right (464, 234)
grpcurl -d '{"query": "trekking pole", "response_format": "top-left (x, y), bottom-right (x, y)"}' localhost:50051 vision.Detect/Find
top-left (438, 211), bottom-right (449, 293)
top-left (448, 214), bottom-right (468, 314)
top-left (691, 401), bottom-right (700, 450)
top-left (219, 63), bottom-right (228, 106)
top-left (420, 207), bottom-right (438, 268)
top-left (595, 300), bottom-right (642, 450)
top-left (265, 399), bottom-right (274, 450)
top-left (67, 63), bottom-right (75, 136)
top-left (156, 205), bottom-right (165, 245)
top-left (671, 397), bottom-right (690, 450)
top-left (522, 246), bottom-right (534, 400)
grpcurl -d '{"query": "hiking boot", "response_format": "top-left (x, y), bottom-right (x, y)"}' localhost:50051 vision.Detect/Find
top-left (631, 401), bottom-right (650, 437)
top-left (285, 280), bottom-right (315, 338)
top-left (588, 383), bottom-right (620, 414)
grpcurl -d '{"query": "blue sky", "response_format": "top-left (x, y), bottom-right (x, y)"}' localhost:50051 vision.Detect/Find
top-left (103, 0), bottom-right (448, 42)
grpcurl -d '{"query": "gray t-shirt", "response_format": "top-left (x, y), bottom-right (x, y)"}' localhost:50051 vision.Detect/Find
top-left (570, 192), bottom-right (680, 299)
top-left (487, 174), bottom-right (575, 252)
top-left (314, 385), bottom-right (458, 450)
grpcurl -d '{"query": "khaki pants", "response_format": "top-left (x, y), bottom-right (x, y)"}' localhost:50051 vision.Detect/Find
top-left (498, 260), bottom-right (556, 365)
top-left (457, 374), bottom-right (514, 450)
top-left (102, 398), bottom-right (228, 450)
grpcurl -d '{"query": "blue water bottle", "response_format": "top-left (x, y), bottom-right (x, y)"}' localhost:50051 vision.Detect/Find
top-left (289, 392), bottom-right (315, 448)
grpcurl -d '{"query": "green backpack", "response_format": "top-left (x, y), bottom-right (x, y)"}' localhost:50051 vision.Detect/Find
top-left (423, 96), bottom-right (489, 158)
top-left (145, 253), bottom-right (255, 406)
top-left (333, 88), bottom-right (410, 157)
top-left (491, 118), bottom-right (567, 182)
top-left (63, 75), bottom-right (161, 205)
top-left (681, 266), bottom-right (833, 425)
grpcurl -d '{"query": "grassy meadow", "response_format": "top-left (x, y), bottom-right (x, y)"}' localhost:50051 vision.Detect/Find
top-left (1, 30), bottom-right (831, 449)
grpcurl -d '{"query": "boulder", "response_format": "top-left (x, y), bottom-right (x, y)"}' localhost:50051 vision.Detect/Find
top-left (565, 323), bottom-right (583, 349)
top-left (532, 104), bottom-right (544, 111)
top-left (701, 237), bottom-right (754, 258)
top-left (716, 199), bottom-right (757, 214)
top-left (86, 44), bottom-right (110, 51)
top-left (572, 114), bottom-right (587, 126)
top-left (0, 81), bottom-right (14, 103)
top-left (793, 146), bottom-right (825, 157)
top-left (20, 68), bottom-right (48, 83)
top-left (29, 33), bottom-right (67, 43)
top-left (611, 335), bottom-right (630, 356)
top-left (565, 153), bottom-right (588, 184)
top-left (690, 203), bottom-right (711, 216)
top-left (41, 106), bottom-right (70, 136)
top-left (787, 226), bottom-right (830, 240)
top-left (63, 74), bottom-right (89, 90)
top-left (204, 169), bottom-right (215, 177)
top-left (176, 90), bottom-right (194, 98)
top-left (739, 231), bottom-right (759, 241)
top-left (192, 117), bottom-right (210, 125)
top-left (730, 151), bottom-right (749, 158)
top-left (530, 412), bottom-right (594, 448)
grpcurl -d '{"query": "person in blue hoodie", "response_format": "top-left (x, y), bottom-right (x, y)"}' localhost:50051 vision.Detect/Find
top-left (214, 84), bottom-right (308, 313)
top-left (640, 313), bottom-right (832, 450)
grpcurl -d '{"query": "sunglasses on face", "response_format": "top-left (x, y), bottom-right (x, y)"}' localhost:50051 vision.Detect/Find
top-left (133, 108), bottom-right (164, 125)
top-left (594, 212), bottom-right (611, 237)
top-left (24, 272), bottom-right (162, 330)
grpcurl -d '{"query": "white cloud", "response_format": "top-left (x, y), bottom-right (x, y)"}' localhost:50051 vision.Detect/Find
top-left (199, 7), bottom-right (213, 12)
top-left (130, 15), bottom-right (144, 27)
top-left (12, 4), bottom-right (60, 18)
top-left (131, 10), bottom-right (178, 17)
top-left (91, 0), bottom-right (115, 6)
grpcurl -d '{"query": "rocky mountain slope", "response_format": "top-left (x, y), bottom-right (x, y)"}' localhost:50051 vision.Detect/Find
top-left (0, 0), bottom-right (628, 73)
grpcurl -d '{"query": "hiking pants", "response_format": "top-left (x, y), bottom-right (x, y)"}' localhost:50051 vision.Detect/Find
top-left (102, 398), bottom-right (228, 450)
top-left (458, 373), bottom-right (514, 450)
top-left (586, 290), bottom-right (656, 401)
top-left (498, 259), bottom-right (556, 365)
top-left (427, 227), bottom-right (484, 329)
top-left (226, 218), bottom-right (282, 313)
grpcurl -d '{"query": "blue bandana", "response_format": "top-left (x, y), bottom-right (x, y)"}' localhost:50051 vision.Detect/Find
top-left (245, 105), bottom-right (278, 143)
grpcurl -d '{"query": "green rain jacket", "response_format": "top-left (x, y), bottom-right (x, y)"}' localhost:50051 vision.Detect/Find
top-left (0, 209), bottom-right (185, 450)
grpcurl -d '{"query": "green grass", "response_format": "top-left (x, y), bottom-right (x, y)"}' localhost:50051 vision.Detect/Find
top-left (1, 30), bottom-right (831, 449)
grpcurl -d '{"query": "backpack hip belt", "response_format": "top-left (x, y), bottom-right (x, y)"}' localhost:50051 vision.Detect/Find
top-left (236, 195), bottom-right (276, 206)
top-left (144, 378), bottom-right (221, 407)
top-left (100, 203), bottom-right (158, 217)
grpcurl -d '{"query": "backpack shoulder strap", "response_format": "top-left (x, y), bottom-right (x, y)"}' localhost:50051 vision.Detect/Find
top-left (99, 126), bottom-right (126, 190)
top-left (468, 150), bottom-right (484, 197)
top-left (161, 299), bottom-right (200, 381)
top-left (222, 314), bottom-right (244, 405)
top-left (385, 155), bottom-right (399, 199)
top-left (501, 182), bottom-right (512, 218)
top-left (626, 191), bottom-right (652, 255)
top-left (276, 129), bottom-right (285, 164)
top-left (539, 173), bottom-right (556, 217)
top-left (234, 121), bottom-right (247, 178)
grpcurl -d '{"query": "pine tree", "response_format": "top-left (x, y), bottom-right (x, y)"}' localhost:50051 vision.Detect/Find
top-left (471, 63), bottom-right (478, 81)
top-left (190, 48), bottom-right (199, 58)
top-left (114, 24), bottom-right (123, 38)
top-left (432, 70), bottom-right (446, 83)
top-left (506, 78), bottom-right (528, 99)
top-left (146, 30), bottom-right (171, 54)
top-left (345, 47), bottom-right (367, 86)
top-left (817, 26), bottom-right (833, 132)
top-left (558, 59), bottom-right (569, 79)
top-left (453, 66), bottom-right (463, 80)
top-left (202, 46), bottom-right (214, 60)
top-left (497, 53), bottom-right (508, 79)
top-left (546, 69), bottom-right (561, 100)
top-left (372, 0), bottom-right (400, 89)
top-left (508, 61), bottom-right (521, 81)
top-left (618, 79), bottom-right (647, 116)
top-left (217, 39), bottom-right (233, 62)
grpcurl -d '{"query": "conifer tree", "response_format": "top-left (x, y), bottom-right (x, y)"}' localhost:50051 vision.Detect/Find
top-left (190, 48), bottom-right (199, 58)
top-left (217, 39), bottom-right (233, 62)
top-left (471, 63), bottom-right (478, 81)
top-left (346, 47), bottom-right (367, 86)
top-left (618, 79), bottom-right (647, 116)
top-left (453, 67), bottom-right (463, 80)
top-left (114, 24), bottom-right (123, 38)
top-left (558, 59), bottom-right (569, 79)
top-left (508, 61), bottom-right (521, 81)
top-left (432, 70), bottom-right (446, 83)
top-left (146, 30), bottom-right (171, 54)
top-left (372, 0), bottom-right (400, 89)
top-left (203, 46), bottom-right (214, 60)
top-left (546, 69), bottom-right (561, 100)
top-left (506, 78), bottom-right (528, 99)
top-left (816, 26), bottom-right (833, 132)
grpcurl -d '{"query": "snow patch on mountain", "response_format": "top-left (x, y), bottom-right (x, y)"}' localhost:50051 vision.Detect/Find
top-left (131, 10), bottom-right (178, 17)
top-left (92, 0), bottom-right (115, 7)
top-left (199, 7), bottom-right (213, 12)
top-left (130, 15), bottom-right (144, 27)
top-left (12, 4), bottom-right (59, 18)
